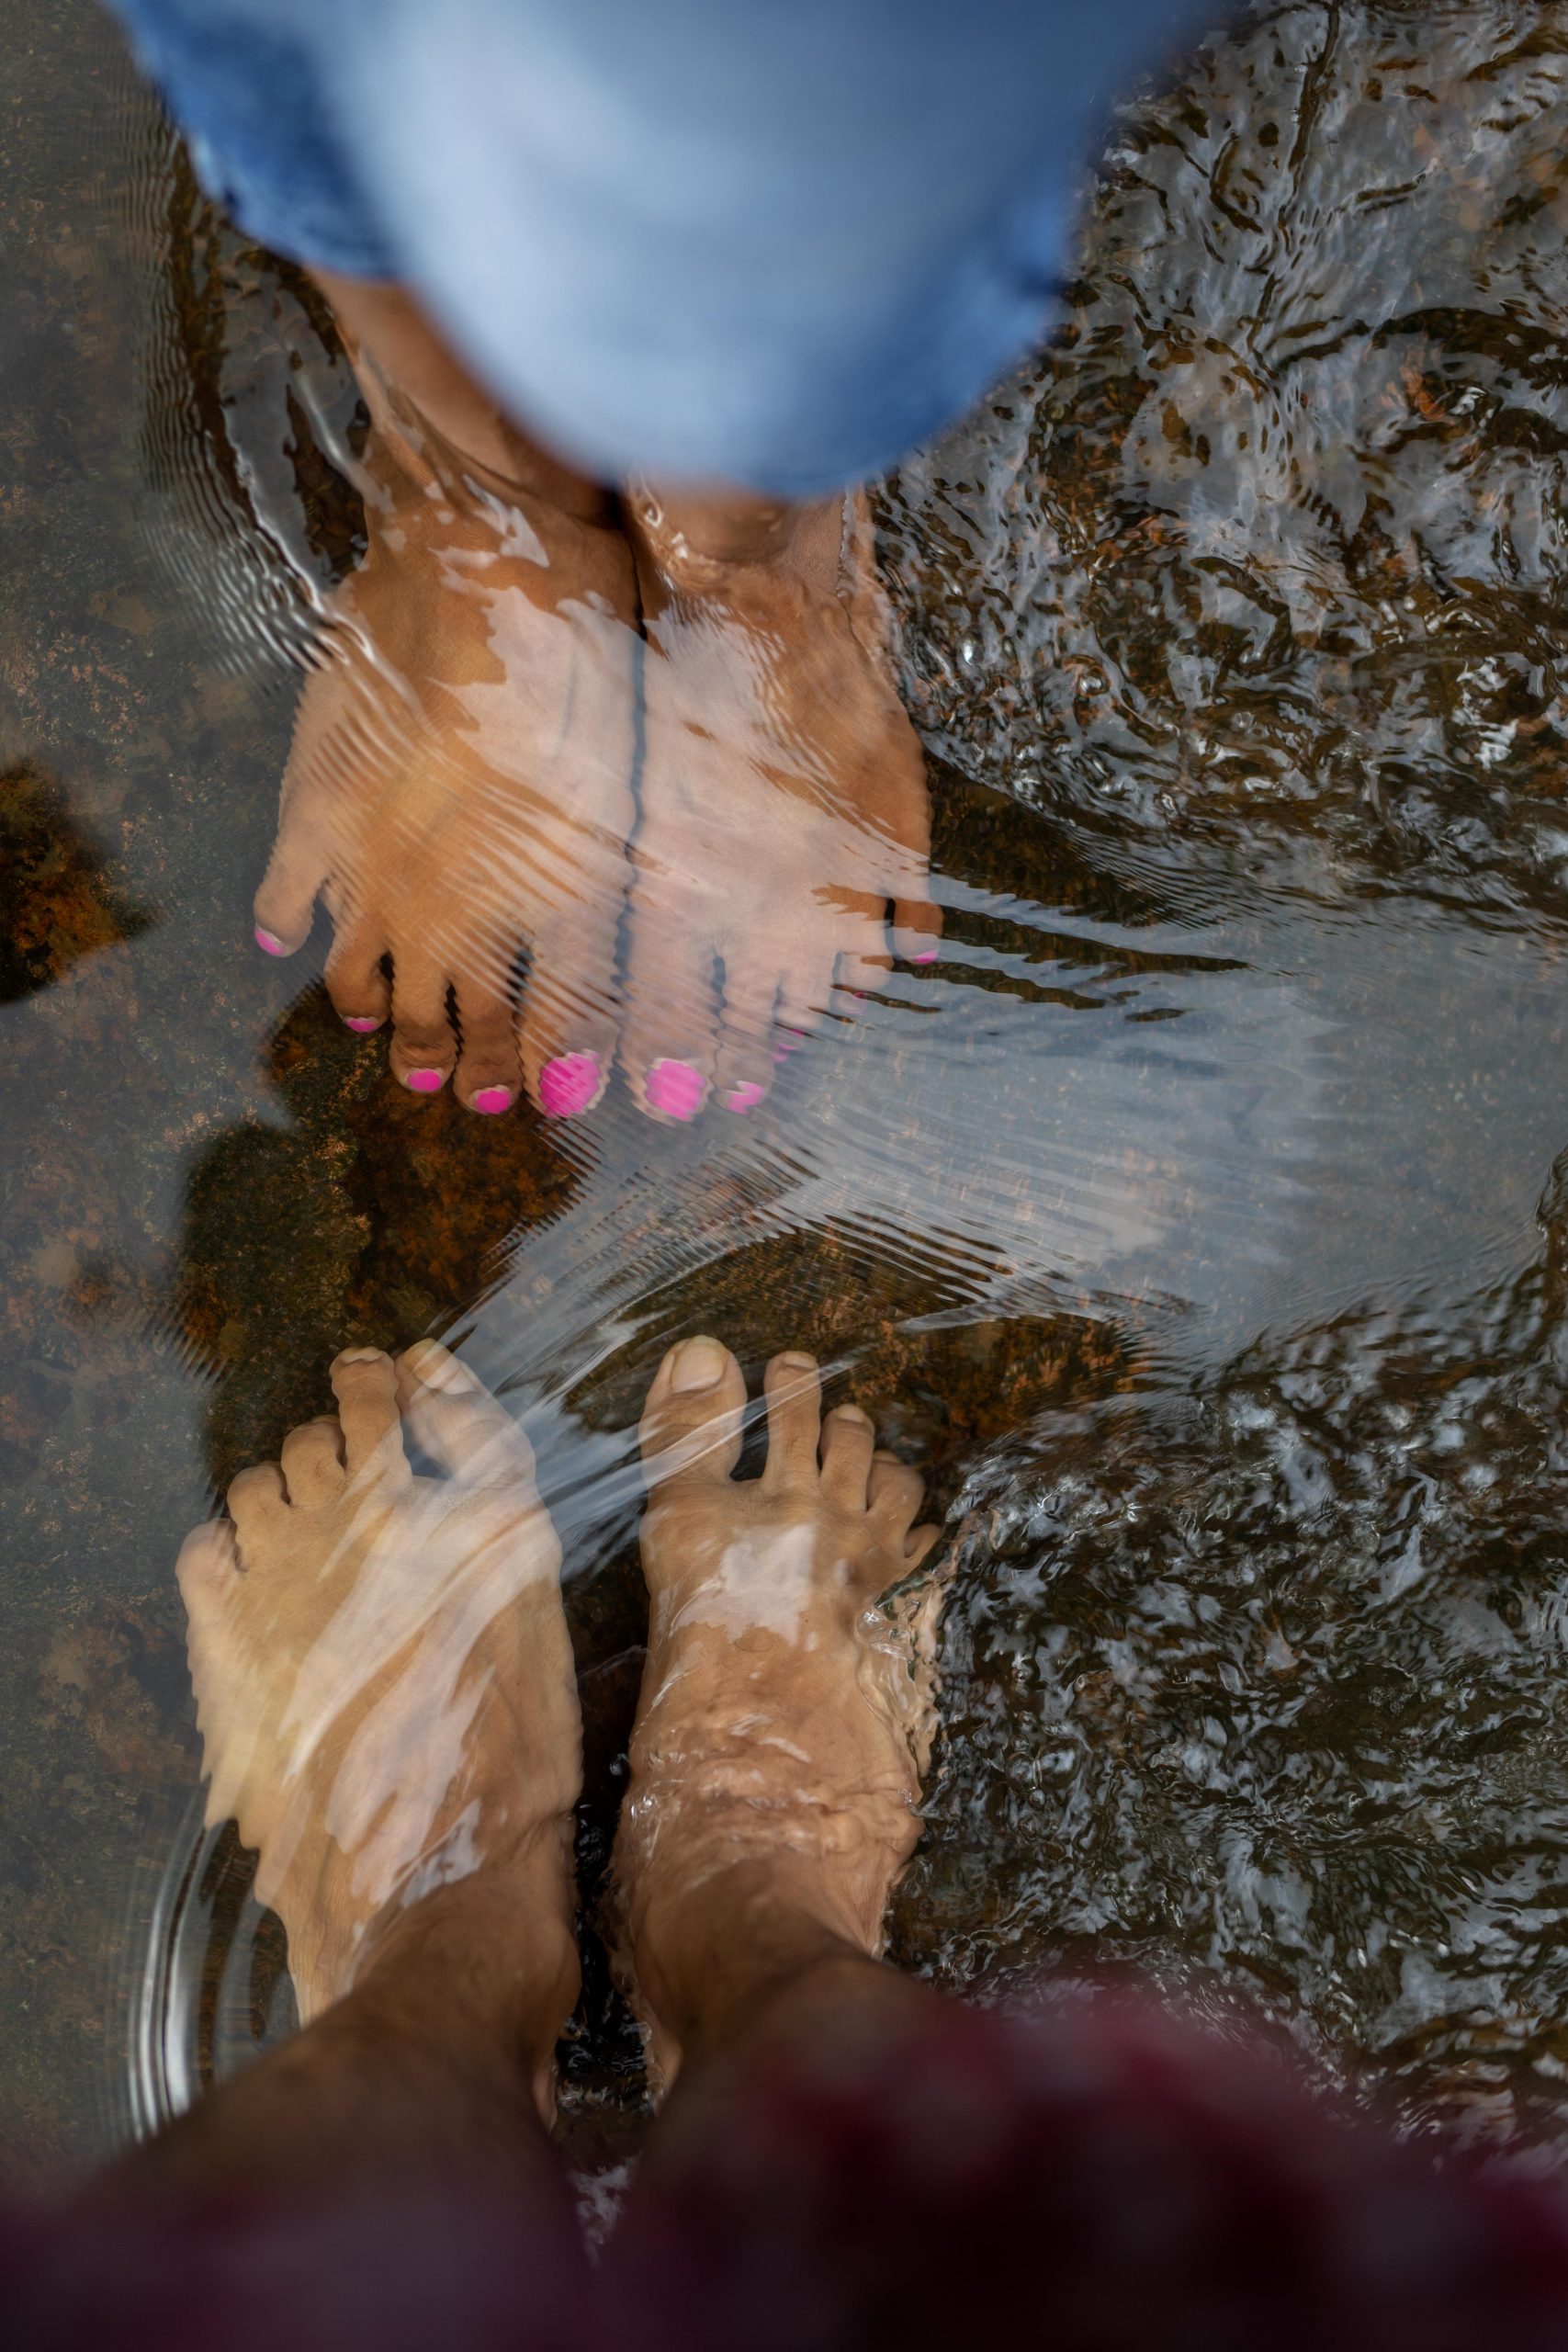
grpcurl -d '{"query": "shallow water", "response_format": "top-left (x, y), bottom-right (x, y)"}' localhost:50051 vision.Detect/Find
top-left (6, 0), bottom-right (1568, 2182)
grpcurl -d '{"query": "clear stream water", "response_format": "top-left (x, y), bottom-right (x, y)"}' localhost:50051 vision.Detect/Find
top-left (5, 0), bottom-right (1568, 2186)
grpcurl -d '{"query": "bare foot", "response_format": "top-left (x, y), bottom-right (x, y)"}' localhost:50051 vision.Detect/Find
top-left (613, 1336), bottom-right (943, 2083)
top-left (618, 495), bottom-right (940, 1122)
top-left (254, 384), bottom-right (638, 1121)
top-left (175, 1341), bottom-right (581, 2084)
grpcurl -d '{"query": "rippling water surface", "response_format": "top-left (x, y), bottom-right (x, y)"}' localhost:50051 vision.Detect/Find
top-left (6, 0), bottom-right (1568, 2181)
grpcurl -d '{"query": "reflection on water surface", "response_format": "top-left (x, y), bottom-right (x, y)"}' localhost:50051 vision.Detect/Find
top-left (5, 0), bottom-right (1568, 2181)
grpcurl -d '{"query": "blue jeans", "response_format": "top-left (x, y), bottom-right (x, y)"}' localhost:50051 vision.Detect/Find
top-left (107, 0), bottom-right (1207, 498)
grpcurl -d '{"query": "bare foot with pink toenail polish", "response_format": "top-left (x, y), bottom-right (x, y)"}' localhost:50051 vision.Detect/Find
top-left (253, 325), bottom-right (633, 1123)
top-left (617, 492), bottom-right (941, 1124)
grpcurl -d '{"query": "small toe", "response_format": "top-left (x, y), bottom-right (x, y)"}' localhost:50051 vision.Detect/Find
top-left (395, 1340), bottom-right (536, 1487)
top-left (324, 919), bottom-right (391, 1033)
top-left (621, 908), bottom-right (719, 1123)
top-left (253, 811), bottom-right (327, 958)
top-left (761, 1351), bottom-right (823, 1491)
top-left (711, 952), bottom-right (781, 1116)
top-left (775, 958), bottom-right (833, 1046)
top-left (279, 1417), bottom-right (347, 1508)
top-left (820, 889), bottom-right (894, 1002)
top-left (226, 1462), bottom-right (287, 1532)
top-left (891, 894), bottom-right (942, 966)
top-left (639, 1052), bottom-right (713, 1123)
top-left (640, 1336), bottom-right (748, 1490)
top-left (517, 911), bottom-right (619, 1120)
top-left (453, 977), bottom-right (522, 1114)
top-left (867, 1451), bottom-right (925, 1544)
top-left (387, 950), bottom-right (457, 1095)
top-left (329, 1349), bottom-right (408, 1481)
top-left (835, 943), bottom-right (893, 998)
top-left (819, 1403), bottom-right (875, 1509)
top-left (175, 1519), bottom-right (240, 1600)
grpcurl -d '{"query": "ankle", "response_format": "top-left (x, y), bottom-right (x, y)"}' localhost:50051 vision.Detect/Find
top-left (347, 1835), bottom-right (581, 2098)
top-left (312, 266), bottom-right (613, 526)
top-left (625, 1856), bottom-right (876, 2068)
top-left (363, 413), bottom-right (613, 549)
top-left (627, 486), bottom-right (845, 601)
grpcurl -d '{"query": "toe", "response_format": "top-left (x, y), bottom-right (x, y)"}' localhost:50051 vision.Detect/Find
top-left (867, 1451), bottom-right (925, 1546)
top-left (891, 893), bottom-right (942, 966)
top-left (621, 900), bottom-right (719, 1124)
top-left (253, 805), bottom-right (328, 959)
top-left (903, 1522), bottom-right (943, 1569)
top-left (279, 1417), bottom-right (346, 1508)
top-left (226, 1462), bottom-right (287, 1536)
top-left (324, 918), bottom-right (390, 1034)
top-left (819, 1403), bottom-right (875, 1509)
top-left (453, 976), bottom-right (522, 1115)
top-left (639, 1051), bottom-right (712, 1123)
top-left (775, 953), bottom-right (835, 1046)
top-left (516, 911), bottom-right (619, 1121)
top-left (835, 943), bottom-right (893, 998)
top-left (329, 1349), bottom-right (409, 1482)
top-left (175, 1518), bottom-right (240, 1601)
top-left (711, 949), bottom-right (780, 1116)
top-left (530, 1045), bottom-right (609, 1121)
top-left (394, 1340), bottom-right (536, 1487)
top-left (639, 1335), bottom-right (748, 1490)
top-left (761, 1351), bottom-right (824, 1491)
top-left (387, 949), bottom-right (457, 1096)
top-left (712, 1061), bottom-right (773, 1117)
top-left (821, 888), bottom-right (894, 1001)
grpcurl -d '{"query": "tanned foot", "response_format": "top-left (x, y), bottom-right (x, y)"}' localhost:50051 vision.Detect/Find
top-left (618, 494), bottom-right (941, 1123)
top-left (175, 1342), bottom-right (581, 2098)
top-left (254, 358), bottom-right (638, 1121)
top-left (613, 1336), bottom-right (944, 2084)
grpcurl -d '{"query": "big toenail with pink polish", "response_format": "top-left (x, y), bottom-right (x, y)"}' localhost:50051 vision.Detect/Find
top-left (254, 926), bottom-right (286, 956)
top-left (344, 1015), bottom-right (382, 1034)
top-left (724, 1080), bottom-right (766, 1114)
top-left (470, 1086), bottom-right (513, 1115)
top-left (538, 1051), bottom-right (602, 1118)
top-left (647, 1058), bottom-right (706, 1120)
top-left (913, 947), bottom-right (939, 964)
top-left (404, 1068), bottom-right (446, 1094)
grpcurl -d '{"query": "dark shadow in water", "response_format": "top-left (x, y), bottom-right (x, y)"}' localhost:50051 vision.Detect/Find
top-left (0, 763), bottom-right (155, 1009)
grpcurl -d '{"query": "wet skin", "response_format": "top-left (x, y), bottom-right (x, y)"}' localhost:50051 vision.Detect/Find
top-left (254, 328), bottom-right (637, 1119)
top-left (620, 494), bottom-right (940, 1121)
top-left (616, 1334), bottom-right (943, 2082)
top-left (175, 1342), bottom-right (582, 2051)
top-left (254, 277), bottom-right (939, 1125)
top-left (151, 1336), bottom-right (941, 2192)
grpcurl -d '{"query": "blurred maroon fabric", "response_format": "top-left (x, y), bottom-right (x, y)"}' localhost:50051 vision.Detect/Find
top-left (10, 1995), bottom-right (1568, 2352)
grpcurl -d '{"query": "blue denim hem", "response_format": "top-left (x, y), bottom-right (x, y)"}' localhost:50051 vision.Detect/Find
top-left (107, 0), bottom-right (399, 280)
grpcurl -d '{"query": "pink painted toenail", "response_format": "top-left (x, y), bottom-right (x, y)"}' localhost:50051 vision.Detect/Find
top-left (344, 1015), bottom-right (383, 1034)
top-left (772, 1027), bottom-right (807, 1064)
top-left (647, 1057), bottom-right (707, 1120)
top-left (913, 948), bottom-right (939, 965)
top-left (404, 1067), bottom-right (446, 1094)
top-left (538, 1051), bottom-right (602, 1118)
top-left (471, 1086), bottom-right (513, 1114)
top-left (254, 926), bottom-right (286, 956)
top-left (724, 1080), bottom-right (766, 1114)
